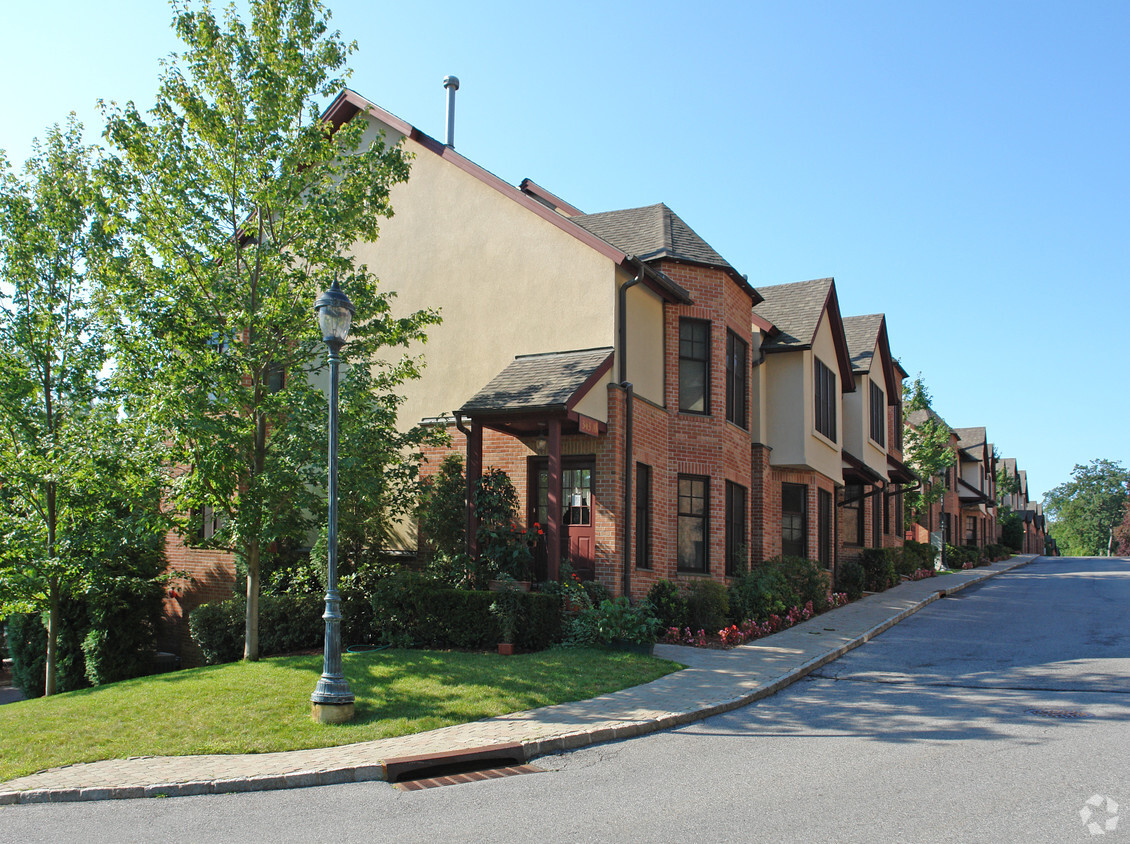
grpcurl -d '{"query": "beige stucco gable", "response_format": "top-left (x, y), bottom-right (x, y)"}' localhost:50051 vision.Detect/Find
top-left (349, 115), bottom-right (625, 430)
top-left (842, 340), bottom-right (889, 478)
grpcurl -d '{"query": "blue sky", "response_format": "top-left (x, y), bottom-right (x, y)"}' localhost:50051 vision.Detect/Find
top-left (2, 0), bottom-right (1127, 501)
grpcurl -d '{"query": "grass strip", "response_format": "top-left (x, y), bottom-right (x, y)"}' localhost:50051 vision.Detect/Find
top-left (0, 647), bottom-right (680, 782)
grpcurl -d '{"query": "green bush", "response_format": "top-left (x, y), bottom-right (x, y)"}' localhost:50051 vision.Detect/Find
top-left (765, 556), bottom-right (830, 612)
top-left (581, 578), bottom-right (612, 607)
top-left (82, 554), bottom-right (165, 686)
top-left (684, 579), bottom-right (729, 632)
top-left (189, 592), bottom-right (327, 665)
top-left (188, 597), bottom-right (245, 665)
top-left (646, 580), bottom-right (687, 629)
top-left (999, 511), bottom-right (1024, 552)
top-left (835, 559), bottom-right (865, 601)
top-left (984, 543), bottom-right (1011, 563)
top-left (417, 454), bottom-right (467, 561)
top-left (900, 541), bottom-right (936, 573)
top-left (729, 566), bottom-right (797, 624)
top-left (5, 596), bottom-right (90, 698)
top-left (859, 548), bottom-right (896, 592)
top-left (587, 597), bottom-right (660, 644)
top-left (370, 572), bottom-right (563, 652)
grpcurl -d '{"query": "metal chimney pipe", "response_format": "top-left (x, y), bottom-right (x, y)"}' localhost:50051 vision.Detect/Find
top-left (443, 75), bottom-right (460, 147)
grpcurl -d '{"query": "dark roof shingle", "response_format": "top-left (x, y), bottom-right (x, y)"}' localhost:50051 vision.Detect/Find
top-left (841, 314), bottom-right (885, 373)
top-left (572, 203), bottom-right (732, 269)
top-left (753, 278), bottom-right (834, 350)
top-left (459, 347), bottom-right (614, 414)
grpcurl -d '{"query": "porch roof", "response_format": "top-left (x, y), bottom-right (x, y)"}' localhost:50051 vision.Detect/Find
top-left (457, 347), bottom-right (614, 436)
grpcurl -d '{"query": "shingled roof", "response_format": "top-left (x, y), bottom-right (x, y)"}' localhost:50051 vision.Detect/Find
top-left (841, 314), bottom-right (885, 373)
top-left (954, 427), bottom-right (987, 459)
top-left (572, 204), bottom-right (760, 302)
top-left (459, 347), bottom-right (614, 415)
top-left (753, 278), bottom-right (834, 350)
top-left (573, 203), bottom-right (730, 268)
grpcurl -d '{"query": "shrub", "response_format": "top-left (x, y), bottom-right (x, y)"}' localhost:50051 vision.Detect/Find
top-left (646, 580), bottom-right (687, 630)
top-left (188, 596), bottom-right (245, 665)
top-left (729, 566), bottom-right (797, 624)
top-left (6, 596), bottom-right (91, 698)
top-left (859, 548), bottom-right (896, 592)
top-left (765, 556), bottom-right (830, 612)
top-left (900, 541), bottom-right (936, 573)
top-left (684, 579), bottom-right (729, 632)
top-left (581, 578), bottom-right (612, 606)
top-left (835, 559), bottom-right (865, 601)
top-left (370, 569), bottom-right (438, 647)
top-left (417, 454), bottom-right (467, 561)
top-left (82, 551), bottom-right (166, 686)
top-left (984, 543), bottom-right (1011, 563)
top-left (473, 468), bottom-right (534, 582)
top-left (587, 597), bottom-right (660, 644)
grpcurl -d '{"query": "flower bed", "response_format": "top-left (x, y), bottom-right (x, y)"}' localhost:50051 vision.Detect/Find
top-left (660, 593), bottom-right (850, 649)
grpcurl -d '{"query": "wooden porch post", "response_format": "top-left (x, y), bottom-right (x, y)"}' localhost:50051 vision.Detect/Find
top-left (466, 420), bottom-right (482, 558)
top-left (546, 417), bottom-right (562, 582)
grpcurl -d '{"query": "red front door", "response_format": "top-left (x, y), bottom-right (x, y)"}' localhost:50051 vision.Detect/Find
top-left (531, 458), bottom-right (596, 580)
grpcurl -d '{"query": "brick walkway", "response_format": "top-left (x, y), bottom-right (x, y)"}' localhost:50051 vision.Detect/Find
top-left (0, 557), bottom-right (1037, 804)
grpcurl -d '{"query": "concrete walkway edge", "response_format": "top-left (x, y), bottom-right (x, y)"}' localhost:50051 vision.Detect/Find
top-left (0, 556), bottom-right (1038, 806)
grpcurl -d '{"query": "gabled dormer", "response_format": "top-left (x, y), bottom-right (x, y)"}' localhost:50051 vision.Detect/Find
top-left (841, 314), bottom-right (901, 483)
top-left (752, 277), bottom-right (854, 484)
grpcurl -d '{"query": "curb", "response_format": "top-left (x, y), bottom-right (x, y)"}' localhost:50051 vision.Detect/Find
top-left (0, 556), bottom-right (1038, 806)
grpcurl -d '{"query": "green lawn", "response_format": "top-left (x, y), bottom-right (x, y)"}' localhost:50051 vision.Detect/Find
top-left (0, 647), bottom-right (680, 783)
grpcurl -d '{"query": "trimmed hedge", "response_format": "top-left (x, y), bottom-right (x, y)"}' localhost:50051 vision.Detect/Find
top-left (684, 579), bottom-right (729, 632)
top-left (859, 548), bottom-right (897, 592)
top-left (835, 559), bottom-right (865, 601)
top-left (188, 592), bottom-right (326, 665)
top-left (729, 556), bottom-right (830, 625)
top-left (369, 570), bottom-right (563, 651)
top-left (646, 580), bottom-right (687, 630)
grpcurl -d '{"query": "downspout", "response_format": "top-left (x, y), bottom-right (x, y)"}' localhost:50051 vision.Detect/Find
top-left (619, 264), bottom-right (645, 598)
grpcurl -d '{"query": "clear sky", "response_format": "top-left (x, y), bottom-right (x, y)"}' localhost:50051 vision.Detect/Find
top-left (2, 0), bottom-right (1127, 502)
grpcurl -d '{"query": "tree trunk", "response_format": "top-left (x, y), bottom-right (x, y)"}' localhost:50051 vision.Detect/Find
top-left (45, 577), bottom-right (59, 696)
top-left (244, 542), bottom-right (260, 661)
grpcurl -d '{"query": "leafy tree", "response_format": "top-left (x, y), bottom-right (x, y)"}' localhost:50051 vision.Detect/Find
top-left (0, 118), bottom-right (163, 694)
top-left (1115, 501), bottom-right (1130, 556)
top-left (901, 376), bottom-right (956, 526)
top-left (100, 0), bottom-right (438, 660)
top-left (1043, 459), bottom-right (1130, 556)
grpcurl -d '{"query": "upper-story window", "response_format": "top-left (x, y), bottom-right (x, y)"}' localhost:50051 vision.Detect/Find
top-left (679, 318), bottom-right (710, 414)
top-left (725, 330), bottom-right (748, 429)
top-left (869, 380), bottom-right (886, 447)
top-left (814, 357), bottom-right (837, 441)
top-left (893, 400), bottom-right (903, 450)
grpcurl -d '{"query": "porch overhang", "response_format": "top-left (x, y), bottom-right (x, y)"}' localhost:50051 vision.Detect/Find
top-left (886, 453), bottom-right (917, 485)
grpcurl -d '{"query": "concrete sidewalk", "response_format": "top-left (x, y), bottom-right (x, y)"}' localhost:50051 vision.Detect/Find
top-left (0, 556), bottom-right (1039, 805)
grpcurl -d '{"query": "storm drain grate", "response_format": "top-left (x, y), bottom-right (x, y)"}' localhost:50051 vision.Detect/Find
top-left (394, 764), bottom-right (543, 791)
top-left (1025, 708), bottom-right (1094, 719)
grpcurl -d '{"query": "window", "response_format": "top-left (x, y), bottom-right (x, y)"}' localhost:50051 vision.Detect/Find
top-left (679, 318), bottom-right (710, 414)
top-left (814, 357), bottom-right (837, 440)
top-left (725, 330), bottom-right (748, 429)
top-left (896, 491), bottom-right (904, 538)
top-left (677, 475), bottom-right (709, 572)
top-left (884, 491), bottom-right (891, 536)
top-left (782, 482), bottom-right (807, 558)
top-left (818, 488), bottom-right (833, 568)
top-left (844, 483), bottom-right (864, 546)
top-left (725, 481), bottom-right (747, 576)
top-left (869, 381), bottom-right (886, 447)
top-left (872, 486), bottom-right (883, 547)
top-left (636, 463), bottom-right (652, 569)
top-left (966, 516), bottom-right (977, 544)
top-left (193, 505), bottom-right (222, 541)
top-left (267, 362), bottom-right (286, 394)
top-left (894, 401), bottom-right (903, 450)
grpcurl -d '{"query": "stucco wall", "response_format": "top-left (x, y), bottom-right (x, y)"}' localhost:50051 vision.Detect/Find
top-left (350, 117), bottom-right (619, 432)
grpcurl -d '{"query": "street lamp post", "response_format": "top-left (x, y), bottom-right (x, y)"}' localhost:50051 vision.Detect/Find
top-left (311, 280), bottom-right (356, 724)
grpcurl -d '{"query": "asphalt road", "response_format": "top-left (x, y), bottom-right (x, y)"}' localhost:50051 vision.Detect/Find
top-left (3, 556), bottom-right (1127, 843)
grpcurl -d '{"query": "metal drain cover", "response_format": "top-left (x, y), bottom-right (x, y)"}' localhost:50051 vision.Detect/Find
top-left (1025, 708), bottom-right (1094, 719)
top-left (394, 764), bottom-right (543, 791)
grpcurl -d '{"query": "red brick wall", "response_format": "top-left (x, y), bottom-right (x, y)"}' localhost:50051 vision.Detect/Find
top-left (160, 530), bottom-right (238, 667)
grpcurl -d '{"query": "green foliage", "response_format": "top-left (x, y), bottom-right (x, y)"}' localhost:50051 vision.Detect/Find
top-left (729, 566), bottom-right (796, 623)
top-left (100, 0), bottom-right (440, 660)
top-left (999, 510), bottom-right (1024, 551)
top-left (5, 598), bottom-right (90, 698)
top-left (369, 571), bottom-right (563, 651)
top-left (646, 580), bottom-right (687, 629)
top-left (765, 555), bottom-right (831, 612)
top-left (418, 455), bottom-right (467, 561)
top-left (1043, 459), bottom-right (1130, 556)
top-left (835, 559), bottom-right (865, 601)
top-left (587, 597), bottom-right (660, 645)
top-left (684, 579), bottom-right (729, 632)
top-left (899, 540), bottom-right (937, 572)
top-left (859, 548), bottom-right (897, 592)
top-left (189, 592), bottom-right (326, 665)
top-left (473, 468), bottom-right (534, 582)
top-left (81, 546), bottom-right (167, 686)
top-left (901, 376), bottom-right (957, 526)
